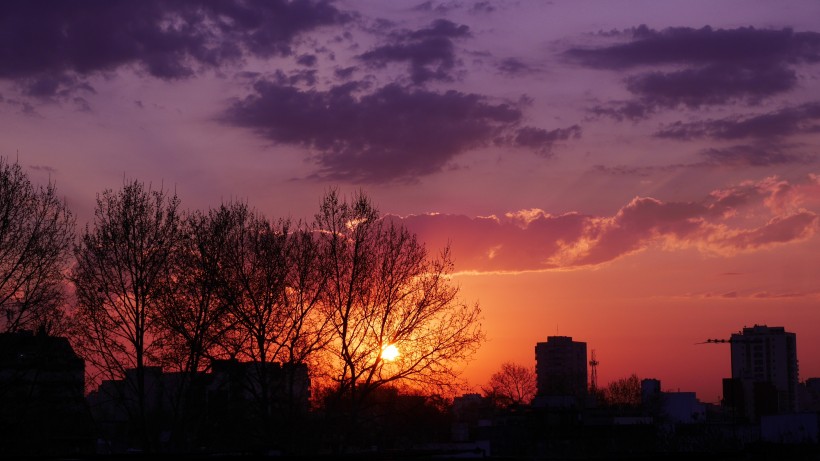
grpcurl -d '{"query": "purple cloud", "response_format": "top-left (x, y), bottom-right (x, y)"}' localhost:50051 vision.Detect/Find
top-left (224, 80), bottom-right (579, 182)
top-left (0, 0), bottom-right (348, 88)
top-left (334, 66), bottom-right (357, 80)
top-left (296, 54), bottom-right (318, 67)
top-left (566, 25), bottom-right (820, 68)
top-left (225, 81), bottom-right (524, 182)
top-left (699, 144), bottom-right (810, 167)
top-left (588, 101), bottom-right (654, 121)
top-left (513, 126), bottom-right (581, 156)
top-left (22, 73), bottom-right (95, 100)
top-left (657, 102), bottom-right (820, 140)
top-left (497, 58), bottom-right (537, 76)
top-left (570, 26), bottom-right (820, 112)
top-left (627, 63), bottom-right (796, 107)
top-left (358, 19), bottom-right (470, 84)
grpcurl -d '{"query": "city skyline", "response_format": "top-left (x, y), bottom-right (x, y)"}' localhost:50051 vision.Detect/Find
top-left (2, 0), bottom-right (820, 401)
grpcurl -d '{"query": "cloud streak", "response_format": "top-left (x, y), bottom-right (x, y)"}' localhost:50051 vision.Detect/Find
top-left (698, 144), bottom-right (810, 167)
top-left (566, 25), bottom-right (820, 69)
top-left (626, 63), bottom-right (796, 107)
top-left (657, 102), bottom-right (820, 140)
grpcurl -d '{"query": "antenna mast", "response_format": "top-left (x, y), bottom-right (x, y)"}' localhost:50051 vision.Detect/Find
top-left (589, 349), bottom-right (599, 393)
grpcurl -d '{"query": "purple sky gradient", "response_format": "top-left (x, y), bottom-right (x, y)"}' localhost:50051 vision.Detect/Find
top-left (3, 0), bottom-right (820, 400)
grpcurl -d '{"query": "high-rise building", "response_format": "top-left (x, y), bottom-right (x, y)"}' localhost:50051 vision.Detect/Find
top-left (0, 331), bottom-right (92, 454)
top-left (535, 336), bottom-right (587, 400)
top-left (725, 325), bottom-right (799, 418)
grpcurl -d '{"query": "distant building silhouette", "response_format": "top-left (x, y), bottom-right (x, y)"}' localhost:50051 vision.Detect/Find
top-left (86, 358), bottom-right (310, 452)
top-left (641, 378), bottom-right (705, 424)
top-left (534, 336), bottom-right (587, 405)
top-left (723, 325), bottom-right (799, 421)
top-left (0, 330), bottom-right (93, 455)
top-left (801, 377), bottom-right (820, 412)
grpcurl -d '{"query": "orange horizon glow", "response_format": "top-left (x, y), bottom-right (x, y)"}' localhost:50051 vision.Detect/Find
top-left (451, 240), bottom-right (820, 403)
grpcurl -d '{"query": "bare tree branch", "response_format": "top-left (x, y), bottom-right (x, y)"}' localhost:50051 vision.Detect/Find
top-left (0, 158), bottom-right (74, 334)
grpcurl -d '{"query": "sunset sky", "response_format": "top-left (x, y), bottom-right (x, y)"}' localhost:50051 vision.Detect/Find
top-left (3, 0), bottom-right (820, 402)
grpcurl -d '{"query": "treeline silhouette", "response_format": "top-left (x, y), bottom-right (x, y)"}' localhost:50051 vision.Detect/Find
top-left (0, 157), bottom-right (483, 454)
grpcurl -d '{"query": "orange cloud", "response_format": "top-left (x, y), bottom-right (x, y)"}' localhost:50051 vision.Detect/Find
top-left (394, 175), bottom-right (820, 272)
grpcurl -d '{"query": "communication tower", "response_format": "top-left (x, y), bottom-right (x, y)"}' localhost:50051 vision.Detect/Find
top-left (589, 349), bottom-right (599, 392)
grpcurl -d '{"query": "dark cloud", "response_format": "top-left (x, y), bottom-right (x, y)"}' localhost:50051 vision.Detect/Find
top-left (513, 126), bottom-right (581, 155)
top-left (588, 101), bottom-right (653, 121)
top-left (296, 54), bottom-right (318, 66)
top-left (359, 38), bottom-right (457, 83)
top-left (22, 73), bottom-right (96, 100)
top-left (0, 0), bottom-right (348, 85)
top-left (0, 95), bottom-right (37, 115)
top-left (497, 58), bottom-right (536, 76)
top-left (627, 63), bottom-right (796, 107)
top-left (409, 18), bottom-right (470, 39)
top-left (224, 81), bottom-right (536, 182)
top-left (271, 69), bottom-right (318, 86)
top-left (597, 100), bottom-right (818, 170)
top-left (334, 66), bottom-right (357, 79)
top-left (73, 97), bottom-right (92, 112)
top-left (595, 142), bottom-right (813, 176)
top-left (571, 26), bottom-right (820, 112)
top-left (591, 164), bottom-right (664, 177)
top-left (700, 144), bottom-right (810, 167)
top-left (657, 102), bottom-right (820, 140)
top-left (566, 25), bottom-right (820, 69)
top-left (413, 1), bottom-right (436, 11)
top-left (412, 1), bottom-right (462, 14)
top-left (413, 1), bottom-right (495, 14)
top-left (470, 2), bottom-right (495, 13)
top-left (358, 19), bottom-right (470, 84)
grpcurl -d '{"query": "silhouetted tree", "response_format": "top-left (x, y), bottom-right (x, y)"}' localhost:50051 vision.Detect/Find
top-left (217, 202), bottom-right (300, 444)
top-left (484, 362), bottom-right (536, 407)
top-left (71, 180), bottom-right (181, 451)
top-left (210, 204), bottom-right (330, 449)
top-left (315, 190), bottom-right (483, 448)
top-left (159, 206), bottom-right (236, 371)
top-left (277, 222), bottom-right (333, 449)
top-left (280, 223), bottom-right (332, 370)
top-left (0, 158), bottom-right (74, 333)
top-left (602, 373), bottom-right (642, 409)
top-left (155, 204), bottom-right (239, 449)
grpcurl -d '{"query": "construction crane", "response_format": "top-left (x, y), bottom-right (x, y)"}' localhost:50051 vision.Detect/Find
top-left (589, 349), bottom-right (599, 392)
top-left (695, 338), bottom-right (763, 345)
top-left (697, 338), bottom-right (732, 344)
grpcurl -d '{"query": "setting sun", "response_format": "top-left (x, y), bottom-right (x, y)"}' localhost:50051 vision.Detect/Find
top-left (381, 344), bottom-right (400, 362)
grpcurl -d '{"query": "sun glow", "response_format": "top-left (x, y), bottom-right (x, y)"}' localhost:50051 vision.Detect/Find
top-left (381, 344), bottom-right (400, 361)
